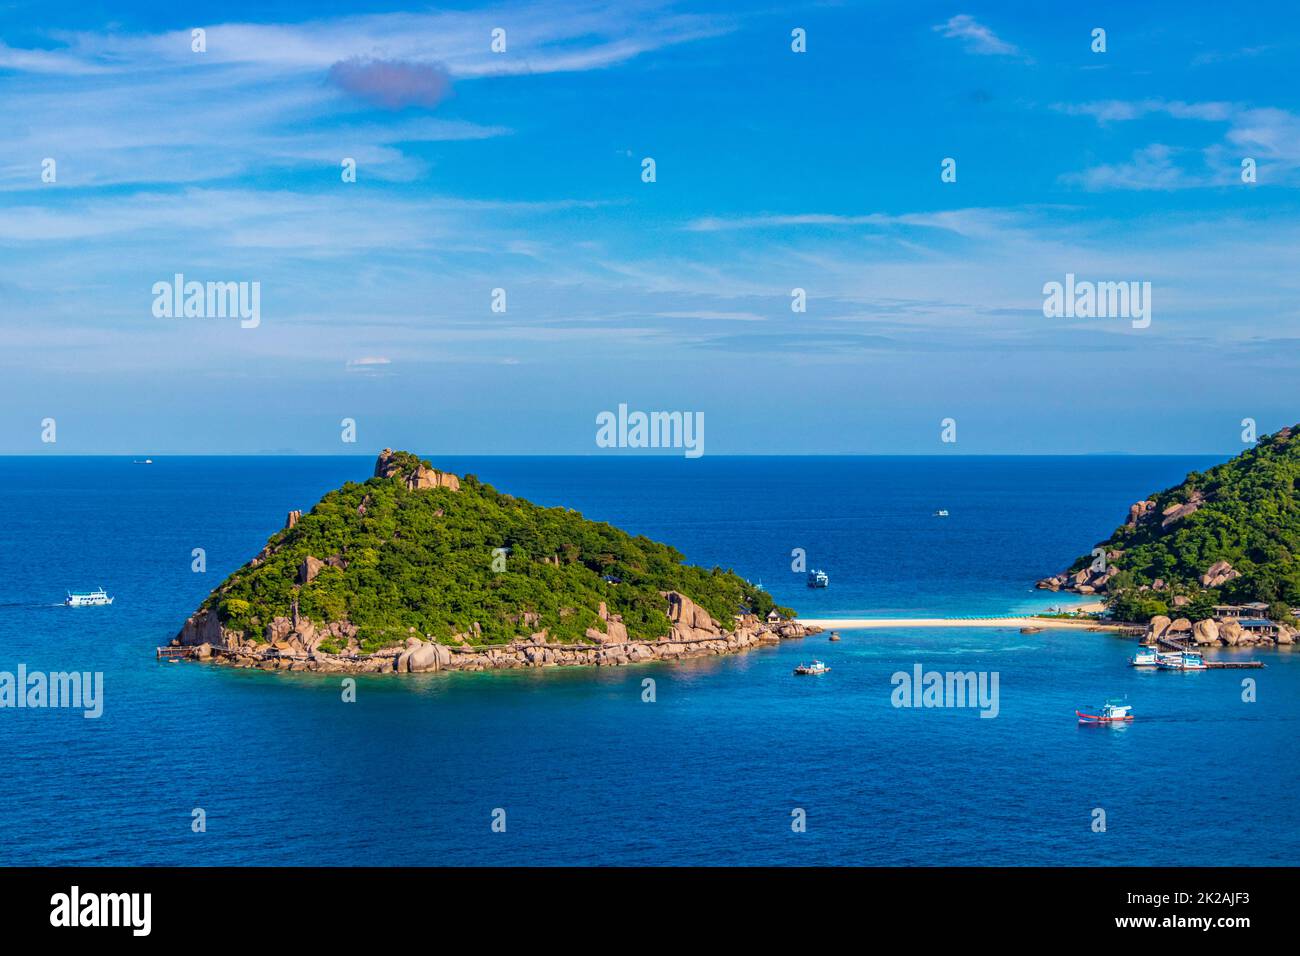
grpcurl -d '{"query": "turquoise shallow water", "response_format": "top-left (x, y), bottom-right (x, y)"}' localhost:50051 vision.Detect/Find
top-left (0, 455), bottom-right (1295, 865)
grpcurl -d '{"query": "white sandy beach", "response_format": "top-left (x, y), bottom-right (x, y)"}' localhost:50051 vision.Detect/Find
top-left (803, 613), bottom-right (1120, 631)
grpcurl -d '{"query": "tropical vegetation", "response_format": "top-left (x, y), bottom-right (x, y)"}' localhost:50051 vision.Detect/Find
top-left (201, 452), bottom-right (790, 652)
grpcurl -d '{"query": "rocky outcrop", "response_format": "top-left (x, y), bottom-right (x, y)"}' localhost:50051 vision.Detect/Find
top-left (1219, 620), bottom-right (1243, 646)
top-left (1146, 613), bottom-right (1292, 649)
top-left (285, 510), bottom-right (302, 529)
top-left (1036, 564), bottom-right (1117, 593)
top-left (186, 591), bottom-right (823, 675)
top-left (1127, 500), bottom-right (1156, 528)
top-left (774, 620), bottom-right (819, 639)
top-left (396, 639), bottom-right (452, 673)
top-left (177, 609), bottom-right (245, 651)
top-left (663, 590), bottom-right (722, 641)
top-left (1192, 618), bottom-right (1220, 645)
top-left (1160, 492), bottom-right (1204, 528)
top-left (1200, 560), bottom-right (1241, 588)
top-left (298, 555), bottom-right (325, 584)
top-left (1038, 491), bottom-right (1215, 595)
top-left (585, 602), bottom-right (629, 644)
top-left (374, 448), bottom-right (460, 492)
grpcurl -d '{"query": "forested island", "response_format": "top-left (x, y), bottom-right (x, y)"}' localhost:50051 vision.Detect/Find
top-left (171, 449), bottom-right (817, 672)
top-left (1038, 424), bottom-right (1300, 645)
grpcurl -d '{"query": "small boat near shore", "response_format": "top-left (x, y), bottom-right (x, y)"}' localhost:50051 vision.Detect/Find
top-left (1129, 647), bottom-right (1161, 667)
top-left (1157, 651), bottom-right (1208, 671)
top-left (793, 659), bottom-right (830, 675)
top-left (65, 587), bottom-right (113, 607)
top-left (1076, 699), bottom-right (1133, 724)
top-left (806, 569), bottom-right (829, 588)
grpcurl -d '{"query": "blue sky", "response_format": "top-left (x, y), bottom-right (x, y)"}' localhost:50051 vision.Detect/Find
top-left (1, 0), bottom-right (1298, 454)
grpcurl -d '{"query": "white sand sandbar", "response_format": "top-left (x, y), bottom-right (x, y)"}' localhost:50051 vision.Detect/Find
top-left (801, 616), bottom-right (1123, 631)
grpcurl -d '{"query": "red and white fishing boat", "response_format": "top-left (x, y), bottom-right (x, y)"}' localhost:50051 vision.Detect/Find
top-left (1076, 699), bottom-right (1133, 724)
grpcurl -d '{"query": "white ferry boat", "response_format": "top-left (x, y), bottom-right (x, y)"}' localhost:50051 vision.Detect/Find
top-left (65, 588), bottom-right (114, 607)
top-left (1129, 647), bottom-right (1161, 667)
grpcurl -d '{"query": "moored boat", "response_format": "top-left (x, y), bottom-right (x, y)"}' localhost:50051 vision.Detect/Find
top-left (1129, 647), bottom-right (1161, 667)
top-left (806, 569), bottom-right (829, 588)
top-left (1157, 651), bottom-right (1208, 671)
top-left (1076, 699), bottom-right (1133, 723)
top-left (793, 659), bottom-right (830, 675)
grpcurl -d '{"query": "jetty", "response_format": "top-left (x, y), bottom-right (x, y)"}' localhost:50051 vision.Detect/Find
top-left (1204, 660), bottom-right (1265, 669)
top-left (1153, 632), bottom-right (1192, 652)
top-left (1147, 632), bottom-right (1264, 667)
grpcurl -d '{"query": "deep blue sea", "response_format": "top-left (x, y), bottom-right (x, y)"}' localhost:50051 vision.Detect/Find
top-left (1, 455), bottom-right (1296, 866)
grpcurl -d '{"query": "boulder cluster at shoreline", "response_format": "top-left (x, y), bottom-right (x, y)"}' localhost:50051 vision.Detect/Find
top-left (174, 590), bottom-right (822, 674)
top-left (1143, 614), bottom-right (1294, 648)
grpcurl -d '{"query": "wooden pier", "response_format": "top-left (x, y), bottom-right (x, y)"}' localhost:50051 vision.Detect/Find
top-left (156, 645), bottom-right (193, 660)
top-left (1205, 660), bottom-right (1265, 669)
top-left (1148, 635), bottom-right (1265, 668)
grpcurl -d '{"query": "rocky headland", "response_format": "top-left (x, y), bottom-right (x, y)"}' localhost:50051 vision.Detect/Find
top-left (169, 449), bottom-right (820, 673)
top-left (1035, 425), bottom-right (1300, 649)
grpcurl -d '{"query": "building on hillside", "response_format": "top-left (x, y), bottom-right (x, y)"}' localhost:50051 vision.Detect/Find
top-left (1213, 602), bottom-right (1270, 621)
top-left (1238, 618), bottom-right (1280, 638)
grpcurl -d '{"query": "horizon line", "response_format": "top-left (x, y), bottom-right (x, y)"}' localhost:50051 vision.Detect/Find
top-left (0, 451), bottom-right (1234, 458)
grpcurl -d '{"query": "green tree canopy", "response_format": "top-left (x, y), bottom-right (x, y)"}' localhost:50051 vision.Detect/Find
top-left (200, 453), bottom-right (791, 653)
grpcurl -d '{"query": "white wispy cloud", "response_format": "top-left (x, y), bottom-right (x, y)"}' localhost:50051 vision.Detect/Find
top-left (685, 213), bottom-right (901, 231)
top-left (7, 3), bottom-right (731, 78)
top-left (932, 15), bottom-right (1021, 58)
top-left (1058, 98), bottom-right (1300, 189)
top-left (0, 1), bottom-right (730, 191)
top-left (1054, 99), bottom-right (1235, 124)
top-left (1064, 144), bottom-right (1195, 191)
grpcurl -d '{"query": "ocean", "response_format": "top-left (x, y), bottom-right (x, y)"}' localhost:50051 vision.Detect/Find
top-left (1, 454), bottom-right (1296, 866)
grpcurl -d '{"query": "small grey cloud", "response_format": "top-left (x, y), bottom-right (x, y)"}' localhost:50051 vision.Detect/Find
top-left (328, 57), bottom-right (451, 109)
